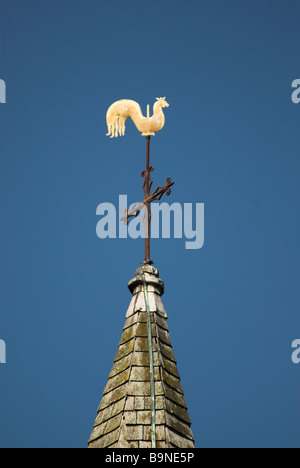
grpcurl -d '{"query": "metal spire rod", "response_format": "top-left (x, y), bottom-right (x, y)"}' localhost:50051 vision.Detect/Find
top-left (144, 136), bottom-right (152, 262)
top-left (121, 136), bottom-right (174, 263)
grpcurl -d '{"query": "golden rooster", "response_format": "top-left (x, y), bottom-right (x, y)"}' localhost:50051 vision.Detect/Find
top-left (106, 97), bottom-right (169, 138)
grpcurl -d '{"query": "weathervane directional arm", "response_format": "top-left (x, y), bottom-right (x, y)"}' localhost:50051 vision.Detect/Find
top-left (148, 178), bottom-right (175, 203)
top-left (121, 176), bottom-right (175, 223)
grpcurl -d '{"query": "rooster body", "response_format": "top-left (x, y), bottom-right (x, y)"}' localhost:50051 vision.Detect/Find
top-left (106, 98), bottom-right (169, 138)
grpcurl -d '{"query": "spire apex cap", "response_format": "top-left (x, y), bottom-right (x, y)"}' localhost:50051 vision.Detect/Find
top-left (128, 264), bottom-right (165, 296)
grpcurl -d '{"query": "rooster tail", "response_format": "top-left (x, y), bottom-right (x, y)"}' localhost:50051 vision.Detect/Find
top-left (106, 116), bottom-right (126, 138)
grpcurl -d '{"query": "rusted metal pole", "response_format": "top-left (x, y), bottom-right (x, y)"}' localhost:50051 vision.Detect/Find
top-left (145, 136), bottom-right (151, 262)
top-left (121, 135), bottom-right (174, 263)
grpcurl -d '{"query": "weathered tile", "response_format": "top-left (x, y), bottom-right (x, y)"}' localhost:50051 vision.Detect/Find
top-left (155, 381), bottom-right (164, 396)
top-left (114, 338), bottom-right (134, 362)
top-left (166, 428), bottom-right (195, 448)
top-left (98, 384), bottom-right (127, 411)
top-left (128, 441), bottom-right (139, 448)
top-left (119, 324), bottom-right (136, 345)
top-left (134, 292), bottom-right (146, 312)
top-left (131, 351), bottom-right (150, 367)
top-left (134, 337), bottom-right (149, 353)
top-left (135, 322), bottom-right (157, 338)
top-left (124, 411), bottom-right (137, 425)
top-left (130, 366), bottom-right (160, 382)
top-left (164, 385), bottom-right (188, 409)
top-left (162, 369), bottom-right (184, 394)
top-left (94, 404), bottom-right (112, 426)
top-left (155, 395), bottom-right (166, 410)
top-left (111, 398), bottom-right (127, 419)
top-left (131, 351), bottom-right (160, 367)
top-left (125, 396), bottom-right (134, 411)
top-left (161, 355), bottom-right (180, 378)
top-left (126, 295), bottom-right (137, 318)
top-left (166, 413), bottom-right (194, 441)
top-left (144, 425), bottom-right (166, 441)
top-left (126, 425), bottom-right (143, 441)
top-left (128, 381), bottom-right (151, 396)
top-left (89, 427), bottom-right (120, 448)
top-left (139, 441), bottom-right (152, 448)
top-left (144, 396), bottom-right (151, 410)
top-left (123, 313), bottom-right (139, 330)
top-left (154, 314), bottom-right (169, 331)
top-left (156, 410), bottom-right (166, 425)
top-left (157, 326), bottom-right (172, 346)
top-left (157, 441), bottom-right (167, 448)
top-left (136, 410), bottom-right (151, 425)
top-left (130, 366), bottom-right (150, 382)
top-left (137, 312), bottom-right (147, 323)
top-left (104, 413), bottom-right (123, 435)
top-left (109, 442), bottom-right (119, 448)
top-left (103, 368), bottom-right (130, 395)
top-left (147, 292), bottom-right (157, 312)
top-left (165, 398), bottom-right (191, 424)
top-left (155, 295), bottom-right (168, 318)
top-left (134, 397), bottom-right (145, 410)
top-left (109, 353), bottom-right (132, 378)
top-left (159, 341), bottom-right (177, 363)
top-left (89, 421), bottom-right (106, 442)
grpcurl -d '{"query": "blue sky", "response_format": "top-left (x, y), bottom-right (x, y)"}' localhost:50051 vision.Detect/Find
top-left (0, 0), bottom-right (299, 448)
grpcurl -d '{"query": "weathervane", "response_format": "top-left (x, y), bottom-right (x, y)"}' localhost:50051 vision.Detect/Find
top-left (106, 97), bottom-right (174, 263)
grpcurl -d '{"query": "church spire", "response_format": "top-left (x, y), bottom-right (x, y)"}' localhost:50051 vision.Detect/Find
top-left (88, 264), bottom-right (194, 448)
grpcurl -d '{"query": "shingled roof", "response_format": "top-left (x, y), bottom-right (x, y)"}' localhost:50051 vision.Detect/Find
top-left (88, 264), bottom-right (195, 449)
